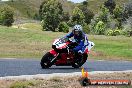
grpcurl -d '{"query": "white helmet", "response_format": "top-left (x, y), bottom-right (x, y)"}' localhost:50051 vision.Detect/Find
top-left (73, 25), bottom-right (83, 36)
top-left (73, 25), bottom-right (83, 31)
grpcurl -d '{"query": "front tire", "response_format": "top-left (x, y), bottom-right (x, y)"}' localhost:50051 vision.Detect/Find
top-left (40, 52), bottom-right (54, 69)
top-left (72, 54), bottom-right (88, 68)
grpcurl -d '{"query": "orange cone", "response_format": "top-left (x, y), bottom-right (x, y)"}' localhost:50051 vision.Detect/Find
top-left (85, 71), bottom-right (88, 78)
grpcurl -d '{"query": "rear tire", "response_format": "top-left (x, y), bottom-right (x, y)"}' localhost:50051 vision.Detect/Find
top-left (72, 54), bottom-right (88, 68)
top-left (40, 52), bottom-right (54, 69)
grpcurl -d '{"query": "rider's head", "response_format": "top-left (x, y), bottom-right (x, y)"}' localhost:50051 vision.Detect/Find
top-left (72, 25), bottom-right (83, 36)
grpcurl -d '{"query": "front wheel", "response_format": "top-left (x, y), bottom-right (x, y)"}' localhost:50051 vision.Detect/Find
top-left (40, 52), bottom-right (54, 69)
top-left (72, 54), bottom-right (88, 68)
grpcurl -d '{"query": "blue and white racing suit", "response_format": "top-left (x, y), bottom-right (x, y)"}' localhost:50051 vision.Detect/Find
top-left (65, 32), bottom-right (89, 53)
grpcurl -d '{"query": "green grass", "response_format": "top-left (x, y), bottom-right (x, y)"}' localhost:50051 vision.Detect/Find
top-left (0, 25), bottom-right (132, 60)
top-left (20, 23), bottom-right (42, 30)
top-left (89, 35), bottom-right (132, 60)
top-left (10, 80), bottom-right (38, 88)
top-left (0, 25), bottom-right (65, 58)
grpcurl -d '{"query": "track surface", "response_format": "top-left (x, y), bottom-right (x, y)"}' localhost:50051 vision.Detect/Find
top-left (0, 59), bottom-right (132, 77)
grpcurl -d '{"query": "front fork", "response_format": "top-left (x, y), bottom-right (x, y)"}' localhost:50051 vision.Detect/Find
top-left (49, 50), bottom-right (59, 64)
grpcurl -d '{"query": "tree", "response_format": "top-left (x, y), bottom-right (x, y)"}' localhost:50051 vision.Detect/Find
top-left (0, 6), bottom-right (14, 27)
top-left (79, 1), bottom-right (94, 25)
top-left (82, 1), bottom-right (88, 6)
top-left (58, 22), bottom-right (69, 33)
top-left (123, 1), bottom-right (132, 21)
top-left (99, 6), bottom-right (109, 23)
top-left (62, 12), bottom-right (70, 22)
top-left (89, 5), bottom-right (110, 34)
top-left (95, 21), bottom-right (106, 35)
top-left (33, 13), bottom-right (40, 20)
top-left (40, 0), bottom-right (63, 31)
top-left (8, 0), bottom-right (14, 2)
top-left (83, 23), bottom-right (90, 34)
top-left (113, 5), bottom-right (123, 28)
top-left (68, 7), bottom-right (85, 26)
top-left (39, 0), bottom-right (48, 20)
top-left (123, 17), bottom-right (132, 36)
top-left (122, 1), bottom-right (132, 36)
top-left (104, 0), bottom-right (116, 14)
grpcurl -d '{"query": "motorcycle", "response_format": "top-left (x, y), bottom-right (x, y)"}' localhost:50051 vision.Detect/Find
top-left (40, 37), bottom-right (94, 69)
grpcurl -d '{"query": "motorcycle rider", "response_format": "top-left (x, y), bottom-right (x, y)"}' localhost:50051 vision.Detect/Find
top-left (65, 25), bottom-right (89, 62)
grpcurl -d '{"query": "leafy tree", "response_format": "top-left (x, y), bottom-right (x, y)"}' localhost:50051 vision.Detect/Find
top-left (123, 1), bottom-right (132, 21)
top-left (107, 17), bottom-right (120, 29)
top-left (123, 17), bottom-right (132, 36)
top-left (82, 1), bottom-right (88, 6)
top-left (89, 5), bottom-right (123, 35)
top-left (89, 6), bottom-right (109, 34)
top-left (99, 6), bottom-right (109, 23)
top-left (0, 6), bottom-right (14, 27)
top-left (68, 7), bottom-right (85, 26)
top-left (26, 10), bottom-right (31, 18)
top-left (113, 5), bottom-right (123, 28)
top-left (104, 0), bottom-right (116, 14)
top-left (10, 0), bottom-right (14, 2)
top-left (58, 22), bottom-right (69, 33)
top-left (33, 13), bottom-right (40, 20)
top-left (61, 12), bottom-right (70, 22)
top-left (79, 1), bottom-right (94, 25)
top-left (113, 29), bottom-right (121, 36)
top-left (106, 29), bottom-right (113, 36)
top-left (113, 5), bottom-right (123, 19)
top-left (106, 28), bottom-right (121, 36)
top-left (95, 21), bottom-right (106, 35)
top-left (89, 15), bottom-right (100, 34)
top-left (83, 23), bottom-right (90, 34)
top-left (39, 0), bottom-right (48, 20)
top-left (40, 0), bottom-right (63, 31)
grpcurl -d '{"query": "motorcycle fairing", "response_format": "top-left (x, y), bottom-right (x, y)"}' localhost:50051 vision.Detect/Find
top-left (50, 50), bottom-right (58, 57)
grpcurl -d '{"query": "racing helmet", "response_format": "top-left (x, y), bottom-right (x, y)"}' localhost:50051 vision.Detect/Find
top-left (72, 25), bottom-right (83, 36)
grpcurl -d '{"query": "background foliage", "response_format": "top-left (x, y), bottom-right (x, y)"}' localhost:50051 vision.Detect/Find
top-left (0, 6), bottom-right (14, 26)
top-left (0, 0), bottom-right (131, 36)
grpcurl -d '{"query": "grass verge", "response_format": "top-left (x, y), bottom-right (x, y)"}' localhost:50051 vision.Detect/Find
top-left (0, 72), bottom-right (132, 88)
top-left (89, 35), bottom-right (132, 60)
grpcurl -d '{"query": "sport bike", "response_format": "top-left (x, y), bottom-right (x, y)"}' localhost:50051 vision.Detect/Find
top-left (40, 37), bottom-right (94, 69)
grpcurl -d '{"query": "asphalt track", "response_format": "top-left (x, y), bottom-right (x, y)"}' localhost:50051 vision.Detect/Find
top-left (0, 59), bottom-right (132, 77)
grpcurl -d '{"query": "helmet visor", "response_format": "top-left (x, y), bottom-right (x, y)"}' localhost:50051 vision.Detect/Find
top-left (74, 29), bottom-right (80, 35)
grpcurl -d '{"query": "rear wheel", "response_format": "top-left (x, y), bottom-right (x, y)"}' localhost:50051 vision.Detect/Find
top-left (40, 52), bottom-right (54, 69)
top-left (72, 54), bottom-right (88, 68)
